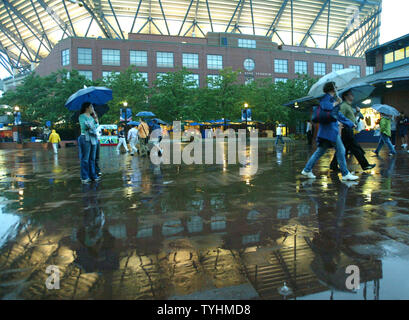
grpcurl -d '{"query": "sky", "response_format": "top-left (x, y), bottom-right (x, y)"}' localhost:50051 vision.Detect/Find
top-left (0, 0), bottom-right (409, 81)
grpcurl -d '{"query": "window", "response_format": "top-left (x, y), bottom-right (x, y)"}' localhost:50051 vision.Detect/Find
top-left (130, 50), bottom-right (147, 67)
top-left (384, 52), bottom-right (394, 64)
top-left (102, 71), bottom-right (120, 80)
top-left (350, 65), bottom-right (361, 76)
top-left (314, 62), bottom-right (326, 76)
top-left (395, 48), bottom-right (405, 61)
top-left (184, 74), bottom-right (199, 88)
top-left (366, 66), bottom-right (375, 76)
top-left (406, 47), bottom-right (409, 58)
top-left (238, 39), bottom-right (256, 48)
top-left (332, 63), bottom-right (344, 72)
top-left (78, 70), bottom-right (93, 81)
top-left (78, 48), bottom-right (92, 65)
top-left (102, 49), bottom-right (120, 66)
top-left (207, 55), bottom-right (223, 70)
top-left (61, 49), bottom-right (70, 66)
top-left (156, 72), bottom-right (167, 81)
top-left (275, 78), bottom-right (287, 83)
top-left (274, 59), bottom-right (288, 73)
top-left (157, 52), bottom-right (174, 68)
top-left (221, 37), bottom-right (228, 46)
top-left (207, 74), bottom-right (222, 88)
top-left (182, 53), bottom-right (199, 69)
top-left (139, 72), bottom-right (148, 83)
top-left (294, 60), bottom-right (307, 74)
top-left (243, 58), bottom-right (255, 71)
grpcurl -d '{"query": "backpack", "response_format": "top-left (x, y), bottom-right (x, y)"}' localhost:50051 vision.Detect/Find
top-left (311, 105), bottom-right (338, 124)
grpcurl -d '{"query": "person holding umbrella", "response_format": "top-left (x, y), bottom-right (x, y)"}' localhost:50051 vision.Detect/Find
top-left (78, 102), bottom-right (100, 183)
top-left (373, 113), bottom-right (397, 156)
top-left (301, 82), bottom-right (359, 181)
top-left (329, 90), bottom-right (376, 172)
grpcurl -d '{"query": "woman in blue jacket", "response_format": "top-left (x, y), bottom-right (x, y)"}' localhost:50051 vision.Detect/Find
top-left (301, 82), bottom-right (359, 181)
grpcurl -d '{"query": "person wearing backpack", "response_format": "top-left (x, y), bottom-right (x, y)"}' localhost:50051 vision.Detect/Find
top-left (301, 82), bottom-right (359, 181)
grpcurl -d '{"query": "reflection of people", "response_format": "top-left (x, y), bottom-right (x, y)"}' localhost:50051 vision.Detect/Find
top-left (398, 112), bottom-right (408, 149)
top-left (78, 102), bottom-right (99, 183)
top-left (48, 129), bottom-right (61, 154)
top-left (329, 90), bottom-right (375, 172)
top-left (373, 113), bottom-right (397, 156)
top-left (301, 82), bottom-right (358, 181)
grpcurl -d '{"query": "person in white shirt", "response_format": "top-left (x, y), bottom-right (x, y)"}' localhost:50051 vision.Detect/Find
top-left (116, 126), bottom-right (129, 153)
top-left (275, 124), bottom-right (285, 146)
top-left (127, 124), bottom-right (139, 156)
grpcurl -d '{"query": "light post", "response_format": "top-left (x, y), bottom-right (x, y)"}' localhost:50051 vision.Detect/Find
top-left (244, 103), bottom-right (249, 136)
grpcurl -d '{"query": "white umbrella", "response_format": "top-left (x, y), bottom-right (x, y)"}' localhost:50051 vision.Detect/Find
top-left (372, 104), bottom-right (400, 117)
top-left (308, 68), bottom-right (359, 98)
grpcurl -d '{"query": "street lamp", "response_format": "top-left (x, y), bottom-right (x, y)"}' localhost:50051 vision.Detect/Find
top-left (123, 101), bottom-right (128, 107)
top-left (244, 103), bottom-right (249, 136)
top-left (14, 106), bottom-right (20, 112)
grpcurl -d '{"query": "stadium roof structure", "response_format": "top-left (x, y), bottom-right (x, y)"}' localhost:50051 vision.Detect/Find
top-left (0, 0), bottom-right (382, 76)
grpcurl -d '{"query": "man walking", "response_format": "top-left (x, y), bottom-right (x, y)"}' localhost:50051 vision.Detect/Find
top-left (127, 124), bottom-right (139, 156)
top-left (373, 113), bottom-right (397, 156)
top-left (48, 129), bottom-right (61, 154)
top-left (138, 118), bottom-right (150, 157)
top-left (275, 124), bottom-right (285, 146)
top-left (329, 90), bottom-right (376, 172)
top-left (116, 126), bottom-right (129, 153)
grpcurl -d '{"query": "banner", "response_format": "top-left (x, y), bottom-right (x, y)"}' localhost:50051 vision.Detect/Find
top-left (241, 108), bottom-right (252, 121)
top-left (120, 108), bottom-right (132, 122)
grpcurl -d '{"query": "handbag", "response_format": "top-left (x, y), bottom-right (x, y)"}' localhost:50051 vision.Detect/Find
top-left (311, 105), bottom-right (338, 124)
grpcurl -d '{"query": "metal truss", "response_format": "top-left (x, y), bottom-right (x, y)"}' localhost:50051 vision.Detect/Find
top-left (0, 0), bottom-right (382, 78)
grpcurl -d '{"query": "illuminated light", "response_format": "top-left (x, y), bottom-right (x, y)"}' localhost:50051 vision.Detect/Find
top-left (18, 190), bottom-right (24, 196)
top-left (294, 102), bottom-right (299, 108)
top-left (14, 106), bottom-right (20, 111)
top-left (386, 81), bottom-right (393, 89)
top-left (244, 103), bottom-right (248, 109)
top-left (362, 99), bottom-right (371, 105)
top-left (123, 101), bottom-right (128, 107)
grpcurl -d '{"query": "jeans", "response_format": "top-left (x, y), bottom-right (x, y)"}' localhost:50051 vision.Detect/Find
top-left (330, 127), bottom-right (369, 170)
top-left (275, 135), bottom-right (284, 145)
top-left (304, 134), bottom-right (350, 177)
top-left (375, 133), bottom-right (396, 154)
top-left (78, 135), bottom-right (97, 180)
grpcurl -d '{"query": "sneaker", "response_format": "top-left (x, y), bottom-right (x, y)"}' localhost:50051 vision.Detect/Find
top-left (81, 178), bottom-right (91, 184)
top-left (363, 164), bottom-right (376, 171)
top-left (342, 173), bottom-right (359, 181)
top-left (301, 170), bottom-right (316, 179)
top-left (92, 176), bottom-right (101, 182)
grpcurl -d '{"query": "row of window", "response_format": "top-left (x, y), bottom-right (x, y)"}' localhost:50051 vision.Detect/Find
top-left (79, 70), bottom-right (294, 88)
top-left (384, 46), bottom-right (409, 65)
top-left (62, 48), bottom-right (224, 70)
top-left (63, 48), bottom-right (373, 76)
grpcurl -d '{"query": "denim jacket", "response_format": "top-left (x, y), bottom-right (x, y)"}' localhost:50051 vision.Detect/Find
top-left (79, 114), bottom-right (99, 145)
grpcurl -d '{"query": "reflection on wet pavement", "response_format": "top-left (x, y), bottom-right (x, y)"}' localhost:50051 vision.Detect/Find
top-left (0, 142), bottom-right (409, 300)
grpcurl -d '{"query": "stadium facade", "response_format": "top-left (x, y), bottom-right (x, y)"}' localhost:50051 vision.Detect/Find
top-left (0, 0), bottom-right (382, 83)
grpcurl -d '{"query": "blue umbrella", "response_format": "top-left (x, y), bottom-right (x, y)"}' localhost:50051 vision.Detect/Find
top-left (127, 121), bottom-right (140, 126)
top-left (65, 86), bottom-right (113, 111)
top-left (136, 111), bottom-right (155, 117)
top-left (338, 83), bottom-right (375, 104)
top-left (372, 104), bottom-right (400, 117)
top-left (152, 118), bottom-right (168, 125)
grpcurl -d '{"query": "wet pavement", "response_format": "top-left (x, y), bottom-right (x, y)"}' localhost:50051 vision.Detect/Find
top-left (0, 141), bottom-right (409, 300)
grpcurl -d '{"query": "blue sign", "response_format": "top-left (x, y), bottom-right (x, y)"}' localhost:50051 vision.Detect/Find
top-left (241, 108), bottom-right (252, 121)
top-left (120, 108), bottom-right (132, 122)
top-left (46, 121), bottom-right (51, 127)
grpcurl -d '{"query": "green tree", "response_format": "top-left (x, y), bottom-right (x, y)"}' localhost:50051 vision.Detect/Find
top-left (101, 66), bottom-right (149, 123)
top-left (149, 68), bottom-right (198, 121)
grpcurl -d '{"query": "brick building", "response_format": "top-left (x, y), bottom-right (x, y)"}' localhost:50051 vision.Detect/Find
top-left (34, 32), bottom-right (373, 86)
